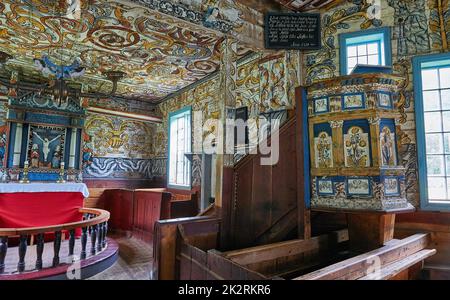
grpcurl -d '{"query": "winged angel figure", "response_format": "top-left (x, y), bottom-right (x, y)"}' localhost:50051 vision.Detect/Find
top-left (33, 55), bottom-right (85, 79)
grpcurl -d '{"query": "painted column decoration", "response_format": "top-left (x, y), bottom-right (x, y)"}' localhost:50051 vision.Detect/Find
top-left (215, 37), bottom-right (237, 209)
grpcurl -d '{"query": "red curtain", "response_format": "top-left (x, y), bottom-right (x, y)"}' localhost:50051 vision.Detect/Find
top-left (0, 192), bottom-right (84, 229)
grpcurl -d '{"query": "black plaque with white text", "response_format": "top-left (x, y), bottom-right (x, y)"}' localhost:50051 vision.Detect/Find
top-left (265, 12), bottom-right (321, 50)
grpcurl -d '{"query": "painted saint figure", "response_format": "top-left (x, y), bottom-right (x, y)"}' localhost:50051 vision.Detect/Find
top-left (30, 143), bottom-right (40, 168)
top-left (33, 132), bottom-right (62, 163)
top-left (52, 145), bottom-right (62, 169)
top-left (381, 127), bottom-right (396, 166)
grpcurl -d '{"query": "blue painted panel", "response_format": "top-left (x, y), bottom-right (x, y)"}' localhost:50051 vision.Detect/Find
top-left (25, 112), bottom-right (71, 126)
top-left (20, 124), bottom-right (29, 166)
top-left (343, 119), bottom-right (373, 164)
top-left (75, 128), bottom-right (82, 170)
top-left (313, 122), bottom-right (332, 137)
top-left (7, 123), bottom-right (16, 168)
top-left (64, 128), bottom-right (72, 167)
top-left (26, 172), bottom-right (59, 181)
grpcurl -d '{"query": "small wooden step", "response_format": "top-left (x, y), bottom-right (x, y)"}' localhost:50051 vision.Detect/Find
top-left (358, 249), bottom-right (436, 280)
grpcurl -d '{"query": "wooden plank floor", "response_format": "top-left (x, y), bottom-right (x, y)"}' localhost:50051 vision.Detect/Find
top-left (88, 233), bottom-right (153, 280)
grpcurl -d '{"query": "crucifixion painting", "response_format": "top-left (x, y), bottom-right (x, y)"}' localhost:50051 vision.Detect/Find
top-left (29, 126), bottom-right (65, 169)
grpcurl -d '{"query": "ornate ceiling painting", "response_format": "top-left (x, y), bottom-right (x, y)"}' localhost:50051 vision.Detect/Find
top-left (0, 0), bottom-right (231, 103)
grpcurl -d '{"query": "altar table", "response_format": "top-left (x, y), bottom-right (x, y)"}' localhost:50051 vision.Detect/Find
top-left (0, 183), bottom-right (89, 230)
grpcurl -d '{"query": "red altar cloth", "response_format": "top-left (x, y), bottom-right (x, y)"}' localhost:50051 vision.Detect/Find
top-left (0, 192), bottom-right (84, 233)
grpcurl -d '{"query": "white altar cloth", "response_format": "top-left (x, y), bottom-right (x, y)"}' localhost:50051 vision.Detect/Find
top-left (0, 183), bottom-right (90, 198)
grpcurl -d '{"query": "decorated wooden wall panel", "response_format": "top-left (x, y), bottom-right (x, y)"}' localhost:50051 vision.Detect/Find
top-left (83, 112), bottom-right (164, 180)
top-left (303, 0), bottom-right (450, 207)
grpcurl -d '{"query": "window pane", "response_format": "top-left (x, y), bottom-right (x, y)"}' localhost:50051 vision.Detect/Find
top-left (423, 90), bottom-right (440, 111)
top-left (367, 54), bottom-right (379, 65)
top-left (357, 56), bottom-right (368, 65)
top-left (443, 111), bottom-right (450, 131)
top-left (428, 177), bottom-right (447, 200)
top-left (427, 155), bottom-right (445, 176)
top-left (357, 44), bottom-right (367, 55)
top-left (426, 134), bottom-right (444, 154)
top-left (347, 45), bottom-right (357, 57)
top-left (348, 57), bottom-right (357, 69)
top-left (422, 69), bottom-right (439, 90)
top-left (424, 112), bottom-right (442, 132)
top-left (444, 133), bottom-right (450, 153)
top-left (439, 67), bottom-right (450, 89)
top-left (441, 89), bottom-right (450, 110)
top-left (367, 42), bottom-right (378, 55)
top-left (446, 156), bottom-right (450, 175)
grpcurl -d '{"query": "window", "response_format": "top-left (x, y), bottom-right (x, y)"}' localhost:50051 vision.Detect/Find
top-left (414, 53), bottom-right (450, 210)
top-left (339, 27), bottom-right (391, 75)
top-left (168, 107), bottom-right (191, 189)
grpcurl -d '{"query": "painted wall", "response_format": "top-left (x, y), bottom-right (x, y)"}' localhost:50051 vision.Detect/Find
top-left (83, 112), bottom-right (165, 180)
top-left (304, 0), bottom-right (450, 207)
top-left (155, 50), bottom-right (301, 187)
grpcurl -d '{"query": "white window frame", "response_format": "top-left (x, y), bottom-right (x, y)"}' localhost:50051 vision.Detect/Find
top-left (167, 106), bottom-right (191, 189)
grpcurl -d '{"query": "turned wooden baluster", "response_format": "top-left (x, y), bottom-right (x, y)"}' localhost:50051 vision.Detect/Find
top-left (69, 229), bottom-right (76, 257)
top-left (35, 233), bottom-right (44, 270)
top-left (18, 235), bottom-right (27, 272)
top-left (52, 231), bottom-right (62, 267)
top-left (97, 222), bottom-right (103, 252)
top-left (88, 215), bottom-right (93, 235)
top-left (81, 227), bottom-right (88, 259)
top-left (0, 236), bottom-right (7, 274)
top-left (102, 222), bottom-right (107, 248)
top-left (90, 224), bottom-right (97, 255)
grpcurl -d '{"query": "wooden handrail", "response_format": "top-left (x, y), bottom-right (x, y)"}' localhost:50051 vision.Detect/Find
top-left (0, 208), bottom-right (110, 236)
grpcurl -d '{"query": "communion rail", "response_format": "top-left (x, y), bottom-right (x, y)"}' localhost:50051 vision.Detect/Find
top-left (0, 208), bottom-right (110, 274)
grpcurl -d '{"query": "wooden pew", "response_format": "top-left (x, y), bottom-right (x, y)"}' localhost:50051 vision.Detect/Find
top-left (222, 229), bottom-right (349, 278)
top-left (152, 216), bottom-right (220, 280)
top-left (294, 233), bottom-right (434, 280)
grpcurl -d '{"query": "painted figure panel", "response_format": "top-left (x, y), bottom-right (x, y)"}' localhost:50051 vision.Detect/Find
top-left (317, 178), bottom-right (334, 195)
top-left (343, 94), bottom-right (364, 109)
top-left (314, 98), bottom-right (328, 113)
top-left (329, 96), bottom-right (342, 112)
top-left (315, 131), bottom-right (333, 168)
top-left (380, 125), bottom-right (397, 166)
top-left (347, 178), bottom-right (371, 195)
top-left (385, 177), bottom-right (400, 195)
top-left (28, 125), bottom-right (66, 169)
top-left (344, 126), bottom-right (370, 167)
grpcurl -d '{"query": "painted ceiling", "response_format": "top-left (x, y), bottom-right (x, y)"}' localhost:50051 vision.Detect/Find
top-left (0, 0), bottom-right (253, 103)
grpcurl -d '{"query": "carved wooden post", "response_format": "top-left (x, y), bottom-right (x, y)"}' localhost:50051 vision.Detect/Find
top-left (97, 223), bottom-right (103, 252)
top-left (81, 227), bottom-right (88, 259)
top-left (35, 233), bottom-right (44, 270)
top-left (0, 236), bottom-right (7, 274)
top-left (90, 224), bottom-right (97, 255)
top-left (18, 235), bottom-right (27, 272)
top-left (69, 229), bottom-right (76, 256)
top-left (52, 231), bottom-right (62, 267)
